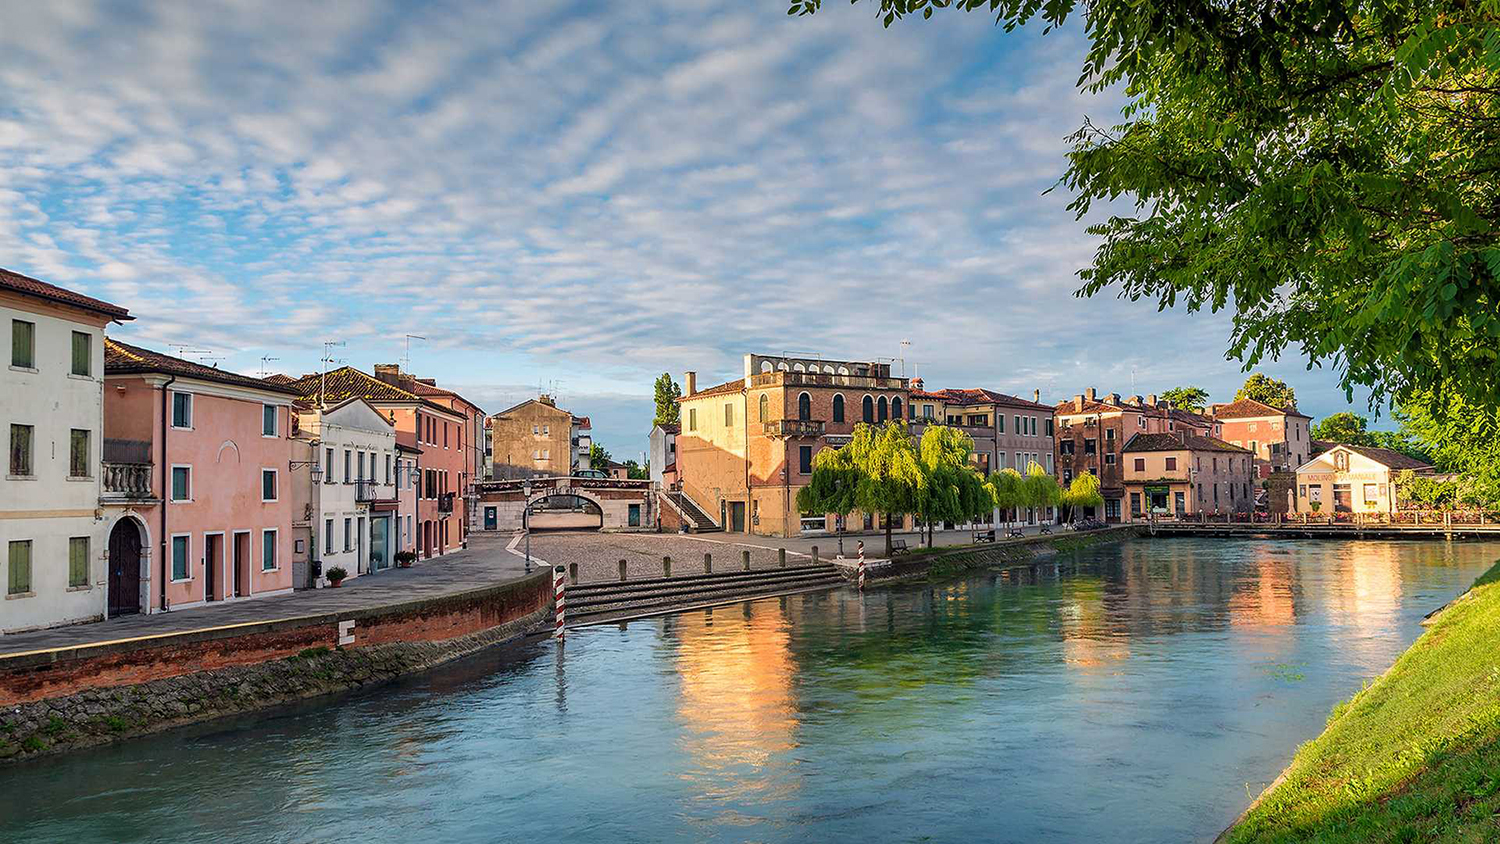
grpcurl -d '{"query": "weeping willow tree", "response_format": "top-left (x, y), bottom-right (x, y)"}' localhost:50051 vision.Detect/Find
top-left (988, 467), bottom-right (1025, 533)
top-left (797, 421), bottom-right (923, 555)
top-left (1062, 471), bottom-right (1105, 521)
top-left (916, 425), bottom-right (992, 547)
top-left (1022, 462), bottom-right (1063, 525)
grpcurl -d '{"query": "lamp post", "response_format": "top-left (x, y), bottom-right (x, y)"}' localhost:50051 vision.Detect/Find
top-left (523, 479), bottom-right (532, 574)
top-left (290, 459), bottom-right (324, 588)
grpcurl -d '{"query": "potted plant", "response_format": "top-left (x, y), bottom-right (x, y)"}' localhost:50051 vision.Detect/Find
top-left (325, 566), bottom-right (348, 588)
top-left (394, 551), bottom-right (416, 569)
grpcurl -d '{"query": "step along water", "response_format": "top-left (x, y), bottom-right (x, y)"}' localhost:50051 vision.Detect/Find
top-left (564, 563), bottom-right (845, 626)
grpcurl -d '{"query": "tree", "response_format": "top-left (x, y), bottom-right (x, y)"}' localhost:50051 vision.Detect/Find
top-left (1061, 471), bottom-right (1104, 521)
top-left (1160, 386), bottom-right (1209, 414)
top-left (789, 0), bottom-right (1500, 418)
top-left (1022, 462), bottom-right (1062, 525)
top-left (623, 459), bottom-right (650, 480)
top-left (915, 426), bottom-right (991, 547)
top-left (796, 421), bottom-right (923, 555)
top-left (1395, 390), bottom-right (1500, 508)
top-left (987, 468), bottom-right (1025, 532)
top-left (653, 372), bottom-right (682, 427)
top-left (1234, 374), bottom-right (1297, 410)
top-left (1311, 412), bottom-right (1371, 446)
top-left (588, 442), bottom-right (612, 469)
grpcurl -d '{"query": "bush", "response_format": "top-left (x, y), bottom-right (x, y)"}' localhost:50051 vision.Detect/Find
top-left (325, 566), bottom-right (348, 584)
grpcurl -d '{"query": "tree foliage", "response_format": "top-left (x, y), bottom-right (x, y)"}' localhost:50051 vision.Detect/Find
top-left (788, 0), bottom-right (1500, 416)
top-left (1160, 386), bottom-right (1209, 414)
top-left (987, 467), bottom-right (1025, 527)
top-left (917, 426), bottom-right (992, 543)
top-left (587, 442), bottom-right (612, 469)
top-left (1312, 411), bottom-right (1371, 445)
top-left (1022, 461), bottom-right (1062, 516)
top-left (797, 421), bottom-right (925, 554)
top-left (1062, 471), bottom-right (1104, 512)
top-left (1234, 374), bottom-right (1297, 410)
top-left (653, 372), bottom-right (682, 427)
top-left (1395, 389), bottom-right (1500, 507)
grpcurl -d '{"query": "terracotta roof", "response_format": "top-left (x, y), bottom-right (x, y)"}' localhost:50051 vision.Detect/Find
top-left (914, 387), bottom-right (1049, 410)
top-left (0, 267), bottom-right (132, 320)
top-left (490, 398), bottom-right (580, 420)
top-left (1056, 397), bottom-right (1213, 428)
top-left (281, 366), bottom-right (460, 416)
top-left (1122, 432), bottom-right (1252, 454)
top-left (684, 378), bottom-right (746, 399)
top-left (1310, 438), bottom-right (1337, 457)
top-left (656, 422), bottom-right (680, 434)
top-left (1210, 398), bottom-right (1311, 419)
top-left (573, 416), bottom-right (591, 430)
top-left (104, 339), bottom-right (298, 395)
top-left (1330, 444), bottom-right (1434, 471)
top-left (395, 430), bottom-right (422, 453)
top-left (380, 372), bottom-right (484, 414)
top-left (263, 373), bottom-right (294, 385)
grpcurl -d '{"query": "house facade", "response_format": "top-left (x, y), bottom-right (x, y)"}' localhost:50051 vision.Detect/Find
top-left (281, 367), bottom-right (467, 561)
top-left (2, 269), bottom-right (132, 634)
top-left (396, 431), bottom-right (420, 552)
top-left (489, 396), bottom-right (591, 479)
top-left (674, 353), bottom-right (909, 536)
top-left (370, 365), bottom-right (484, 544)
top-left (101, 340), bottom-right (299, 614)
top-left (1054, 389), bottom-right (1217, 521)
top-left (1293, 445), bottom-right (1434, 516)
top-left (1208, 398), bottom-right (1313, 478)
top-left (294, 398), bottom-right (400, 587)
top-left (1120, 432), bottom-right (1256, 521)
top-left (649, 422), bottom-right (678, 488)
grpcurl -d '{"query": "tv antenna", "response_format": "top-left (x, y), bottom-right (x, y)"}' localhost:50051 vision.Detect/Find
top-left (402, 334), bottom-right (426, 373)
top-left (259, 355), bottom-right (280, 378)
top-left (320, 339), bottom-right (346, 409)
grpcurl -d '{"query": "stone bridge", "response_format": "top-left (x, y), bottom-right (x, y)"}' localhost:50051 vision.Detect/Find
top-left (473, 476), bottom-right (657, 532)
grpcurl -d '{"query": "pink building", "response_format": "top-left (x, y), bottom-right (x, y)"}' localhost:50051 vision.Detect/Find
top-left (100, 340), bottom-right (298, 613)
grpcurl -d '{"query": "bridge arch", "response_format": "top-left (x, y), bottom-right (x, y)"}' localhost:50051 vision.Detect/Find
top-left (527, 491), bottom-right (605, 531)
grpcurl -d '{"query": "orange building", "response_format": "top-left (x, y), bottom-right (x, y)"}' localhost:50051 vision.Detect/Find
top-left (1208, 398), bottom-right (1313, 478)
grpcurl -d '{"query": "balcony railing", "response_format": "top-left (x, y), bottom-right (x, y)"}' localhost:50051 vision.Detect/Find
top-left (750, 371), bottom-right (905, 391)
top-left (101, 462), bottom-right (157, 504)
top-left (764, 419), bottom-right (826, 438)
top-left (438, 491), bottom-right (455, 513)
top-left (355, 480), bottom-right (381, 503)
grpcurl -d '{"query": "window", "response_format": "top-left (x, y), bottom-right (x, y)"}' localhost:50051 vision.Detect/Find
top-left (759, 393), bottom-right (770, 422)
top-left (262, 530), bottom-right (277, 571)
top-left (68, 536), bottom-right (90, 588)
top-left (1212, 457), bottom-right (1218, 472)
top-left (324, 447), bottom-right (334, 483)
top-left (891, 397), bottom-right (902, 420)
top-left (1013, 415), bottom-right (1021, 433)
top-left (171, 466), bottom-right (191, 501)
top-left (171, 392), bottom-right (192, 428)
top-left (532, 424), bottom-right (539, 435)
top-left (833, 394), bottom-right (845, 423)
top-left (1105, 453), bottom-right (1117, 465)
top-left (71, 331), bottom-right (91, 376)
top-left (724, 403), bottom-right (734, 426)
top-left (1045, 419), bottom-right (1054, 436)
top-left (1165, 457), bottom-right (1177, 472)
top-left (542, 425), bottom-right (549, 435)
top-left (798, 393), bottom-right (811, 421)
top-left (8, 540), bottom-right (32, 595)
top-left (1130, 492), bottom-right (1141, 516)
top-left (1105, 429), bottom-right (1115, 443)
top-left (9, 424), bottom-right (33, 476)
top-left (11, 319), bottom-right (35, 368)
top-left (1137, 416), bottom-right (1147, 428)
top-left (1133, 458), bottom-right (1145, 472)
top-left (357, 451), bottom-right (365, 482)
top-left (344, 518), bottom-right (352, 552)
top-left (862, 396), bottom-right (874, 423)
top-left (878, 396), bottom-right (888, 423)
top-left (1028, 417), bottom-right (1036, 436)
top-left (385, 454), bottom-right (392, 484)
top-left (688, 408), bottom-right (697, 431)
top-left (997, 415), bottom-right (1005, 434)
top-left (325, 518), bottom-right (334, 554)
top-left (344, 449), bottom-right (352, 483)
top-left (69, 428), bottom-right (90, 477)
top-left (171, 535), bottom-right (190, 580)
top-left (542, 449), bottom-right (549, 460)
top-left (262, 404), bottom-right (277, 436)
top-left (261, 469), bottom-right (278, 501)
top-left (922, 404), bottom-right (934, 421)
top-left (1084, 439), bottom-right (1096, 455)
top-left (1060, 439), bottom-right (1074, 455)
top-left (444, 424), bottom-right (449, 448)
top-left (1363, 483), bottom-right (1379, 504)
top-left (799, 445), bottom-right (813, 474)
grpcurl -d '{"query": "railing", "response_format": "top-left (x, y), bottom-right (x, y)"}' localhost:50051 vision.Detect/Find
top-left (354, 480), bottom-right (389, 503)
top-left (101, 462), bottom-right (156, 503)
top-left (751, 371), bottom-right (905, 391)
top-left (764, 419), bottom-right (826, 438)
top-left (438, 492), bottom-right (455, 513)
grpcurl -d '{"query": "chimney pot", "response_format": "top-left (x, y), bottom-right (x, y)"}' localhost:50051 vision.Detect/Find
top-left (1147, 394), bottom-right (1157, 406)
top-left (684, 371), bottom-right (697, 396)
top-left (1073, 396), bottom-right (1084, 412)
top-left (1086, 387), bottom-right (1096, 401)
top-left (1033, 389), bottom-right (1040, 404)
top-left (1132, 395), bottom-right (1144, 406)
top-left (1108, 392), bottom-right (1121, 405)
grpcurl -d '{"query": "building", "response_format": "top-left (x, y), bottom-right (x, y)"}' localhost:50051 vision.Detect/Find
top-left (2, 269), bottom-right (132, 633)
top-left (482, 416), bottom-right (494, 479)
top-left (674, 353), bottom-right (908, 536)
top-left (100, 339), bottom-right (299, 615)
top-left (1208, 398), bottom-right (1313, 477)
top-left (369, 365), bottom-right (485, 543)
top-left (649, 422), bottom-right (678, 487)
top-left (1293, 444), bottom-right (1435, 516)
top-left (293, 398), bottom-right (400, 587)
top-left (907, 381), bottom-right (1057, 524)
top-left (1120, 432), bottom-right (1256, 521)
top-left (396, 431), bottom-right (421, 553)
top-left (281, 367), bottom-right (467, 561)
top-left (488, 396), bottom-right (592, 479)
top-left (1054, 389), bottom-right (1216, 521)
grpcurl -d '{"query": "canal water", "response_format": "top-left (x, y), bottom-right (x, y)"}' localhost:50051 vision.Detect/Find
top-left (3, 538), bottom-right (1498, 844)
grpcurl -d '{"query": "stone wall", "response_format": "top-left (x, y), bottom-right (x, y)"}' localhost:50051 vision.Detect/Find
top-left (836, 526), bottom-right (1138, 584)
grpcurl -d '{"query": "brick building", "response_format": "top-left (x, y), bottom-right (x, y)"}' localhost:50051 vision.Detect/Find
top-left (1207, 398), bottom-right (1313, 478)
top-left (1054, 388), bottom-right (1217, 521)
top-left (1121, 432), bottom-right (1256, 520)
top-left (674, 353), bottom-right (908, 536)
top-left (488, 396), bottom-right (591, 479)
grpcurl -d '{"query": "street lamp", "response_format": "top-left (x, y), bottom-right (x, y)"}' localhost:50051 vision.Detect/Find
top-left (523, 479), bottom-right (532, 574)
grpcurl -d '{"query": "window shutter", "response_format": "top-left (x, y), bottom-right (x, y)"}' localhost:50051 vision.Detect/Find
top-left (69, 537), bottom-right (89, 587)
top-left (72, 331), bottom-right (91, 376)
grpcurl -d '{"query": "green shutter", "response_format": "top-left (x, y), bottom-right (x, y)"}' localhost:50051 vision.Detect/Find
top-left (10, 424), bottom-right (32, 476)
top-left (70, 429), bottom-right (90, 477)
top-left (71, 331), bottom-right (90, 376)
top-left (172, 536), bottom-right (188, 580)
top-left (11, 320), bottom-right (33, 368)
top-left (262, 531), bottom-right (275, 570)
top-left (69, 537), bottom-right (89, 587)
top-left (8, 541), bottom-right (31, 595)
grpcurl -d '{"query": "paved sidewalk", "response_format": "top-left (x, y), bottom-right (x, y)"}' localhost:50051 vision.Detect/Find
top-left (0, 534), bottom-right (528, 656)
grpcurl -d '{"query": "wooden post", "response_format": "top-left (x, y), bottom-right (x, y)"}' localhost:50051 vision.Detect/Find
top-left (568, 562), bottom-right (578, 585)
top-left (811, 545), bottom-right (819, 563)
top-left (742, 549), bottom-right (751, 571)
top-left (704, 552), bottom-right (712, 574)
top-left (618, 559), bottom-right (627, 581)
top-left (663, 555), bottom-right (672, 577)
top-left (778, 548), bottom-right (787, 568)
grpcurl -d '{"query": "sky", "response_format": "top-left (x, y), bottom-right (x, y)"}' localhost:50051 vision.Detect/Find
top-left (0, 1), bottom-right (1374, 459)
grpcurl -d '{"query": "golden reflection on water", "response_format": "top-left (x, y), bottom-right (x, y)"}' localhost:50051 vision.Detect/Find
top-left (1229, 549), bottom-right (1297, 631)
top-left (669, 602), bottom-right (800, 804)
top-left (1058, 576), bottom-right (1130, 670)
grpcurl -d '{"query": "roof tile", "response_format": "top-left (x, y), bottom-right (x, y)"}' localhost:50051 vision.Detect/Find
top-left (1, 266), bottom-right (132, 320)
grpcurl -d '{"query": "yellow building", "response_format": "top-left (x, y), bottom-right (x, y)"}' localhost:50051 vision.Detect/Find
top-left (1293, 444), bottom-right (1434, 515)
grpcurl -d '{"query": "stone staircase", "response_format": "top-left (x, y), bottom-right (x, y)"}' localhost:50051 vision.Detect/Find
top-left (665, 490), bottom-right (720, 532)
top-left (563, 563), bottom-right (844, 626)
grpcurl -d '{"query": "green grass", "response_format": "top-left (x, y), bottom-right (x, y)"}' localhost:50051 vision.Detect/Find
top-left (1225, 561), bottom-right (1500, 843)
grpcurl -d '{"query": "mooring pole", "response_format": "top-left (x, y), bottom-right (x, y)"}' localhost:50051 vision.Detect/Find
top-left (554, 564), bottom-right (566, 640)
top-left (858, 544), bottom-right (866, 591)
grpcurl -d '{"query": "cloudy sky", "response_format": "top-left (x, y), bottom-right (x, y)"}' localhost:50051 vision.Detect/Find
top-left (0, 1), bottom-right (1369, 457)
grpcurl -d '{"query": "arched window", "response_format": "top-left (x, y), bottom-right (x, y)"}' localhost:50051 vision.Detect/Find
top-left (837, 366), bottom-right (850, 375)
top-left (760, 361), bottom-right (773, 373)
top-left (798, 392), bottom-right (811, 421)
top-left (862, 395), bottom-right (874, 423)
top-left (793, 362), bottom-right (806, 373)
top-left (878, 396), bottom-right (888, 423)
top-left (758, 393), bottom-right (769, 422)
top-left (891, 397), bottom-right (902, 420)
top-left (832, 394), bottom-right (845, 423)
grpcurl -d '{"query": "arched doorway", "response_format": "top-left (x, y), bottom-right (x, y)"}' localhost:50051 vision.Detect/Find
top-left (528, 493), bottom-right (604, 530)
top-left (108, 518), bottom-right (144, 617)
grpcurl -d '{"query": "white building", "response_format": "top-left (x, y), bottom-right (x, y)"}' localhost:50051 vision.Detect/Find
top-left (295, 398), bottom-right (400, 586)
top-left (2, 268), bottom-right (132, 634)
top-left (649, 422), bottom-right (677, 487)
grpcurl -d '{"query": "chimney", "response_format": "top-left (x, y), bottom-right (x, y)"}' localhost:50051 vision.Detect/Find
top-left (1073, 394), bottom-right (1085, 412)
top-left (1108, 392), bottom-right (1121, 405)
top-left (538, 394), bottom-right (555, 407)
top-left (1178, 430), bottom-right (1187, 444)
top-left (684, 371), bottom-right (697, 396)
top-left (912, 377), bottom-right (924, 391)
top-left (417, 377), bottom-right (436, 386)
top-left (373, 364), bottom-right (402, 385)
top-left (1086, 387), bottom-right (1096, 401)
top-left (1132, 395), bottom-right (1144, 406)
top-left (1147, 394), bottom-right (1157, 407)
top-left (1033, 389), bottom-right (1040, 404)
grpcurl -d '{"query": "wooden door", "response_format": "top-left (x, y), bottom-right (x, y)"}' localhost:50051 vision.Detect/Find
top-left (107, 520), bottom-right (141, 616)
top-left (204, 534), bottom-right (221, 601)
top-left (233, 533), bottom-right (249, 597)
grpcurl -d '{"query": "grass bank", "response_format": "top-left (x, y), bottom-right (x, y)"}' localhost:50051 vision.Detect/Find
top-left (1223, 560), bottom-right (1500, 843)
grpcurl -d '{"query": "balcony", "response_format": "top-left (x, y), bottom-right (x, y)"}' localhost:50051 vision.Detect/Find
top-left (354, 480), bottom-right (381, 503)
top-left (101, 462), bottom-right (157, 504)
top-left (764, 419), bottom-right (826, 438)
top-left (751, 371), bottom-right (905, 391)
top-left (438, 491), bottom-right (455, 513)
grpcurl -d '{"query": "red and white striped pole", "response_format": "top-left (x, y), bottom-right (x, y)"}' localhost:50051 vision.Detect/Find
top-left (553, 564), bottom-right (566, 639)
top-left (857, 543), bottom-right (866, 591)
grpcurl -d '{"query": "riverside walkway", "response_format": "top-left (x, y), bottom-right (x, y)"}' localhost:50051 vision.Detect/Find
top-left (0, 533), bottom-right (531, 658)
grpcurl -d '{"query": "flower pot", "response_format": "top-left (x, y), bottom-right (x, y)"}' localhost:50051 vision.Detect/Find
top-left (328, 580), bottom-right (343, 588)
